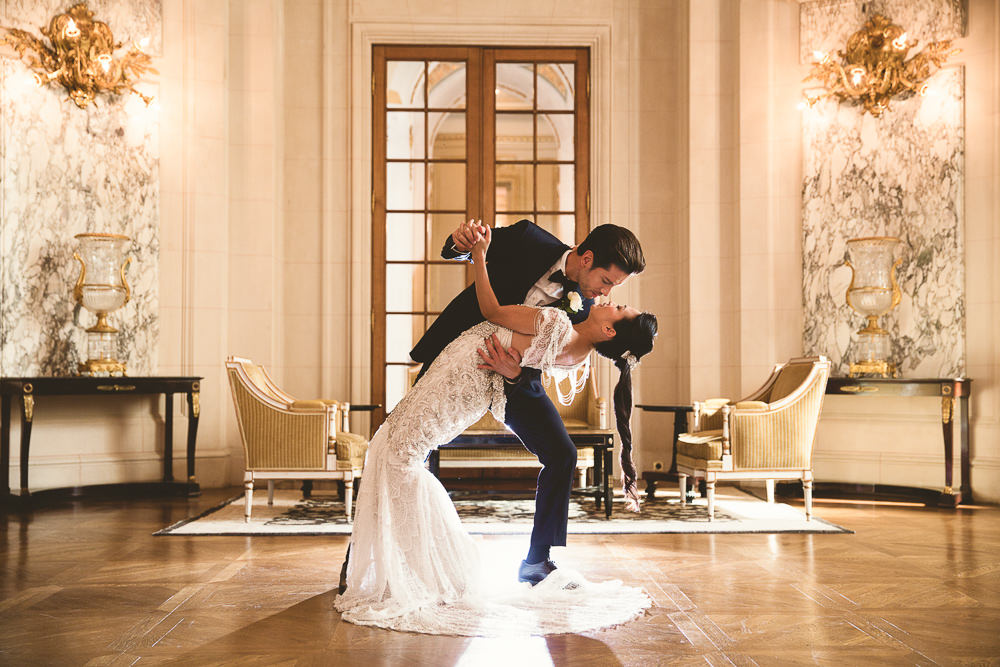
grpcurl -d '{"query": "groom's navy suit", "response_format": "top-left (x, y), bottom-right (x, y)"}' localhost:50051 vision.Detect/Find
top-left (411, 219), bottom-right (592, 549)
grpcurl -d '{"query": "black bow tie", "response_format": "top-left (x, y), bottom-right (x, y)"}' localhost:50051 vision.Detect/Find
top-left (548, 270), bottom-right (576, 290)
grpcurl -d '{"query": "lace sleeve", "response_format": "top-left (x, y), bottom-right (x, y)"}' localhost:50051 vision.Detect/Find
top-left (520, 308), bottom-right (573, 373)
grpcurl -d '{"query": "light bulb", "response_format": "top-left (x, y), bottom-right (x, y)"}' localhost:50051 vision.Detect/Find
top-left (65, 18), bottom-right (80, 38)
top-left (892, 33), bottom-right (908, 50)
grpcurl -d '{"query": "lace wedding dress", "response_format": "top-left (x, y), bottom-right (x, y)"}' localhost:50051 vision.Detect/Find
top-left (334, 308), bottom-right (651, 636)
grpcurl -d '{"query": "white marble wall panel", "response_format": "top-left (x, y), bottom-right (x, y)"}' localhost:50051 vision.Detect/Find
top-left (801, 65), bottom-right (965, 378)
top-left (799, 0), bottom-right (966, 64)
top-left (0, 1), bottom-right (160, 376)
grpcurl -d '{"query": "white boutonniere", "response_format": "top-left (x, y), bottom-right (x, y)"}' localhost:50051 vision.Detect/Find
top-left (557, 290), bottom-right (583, 314)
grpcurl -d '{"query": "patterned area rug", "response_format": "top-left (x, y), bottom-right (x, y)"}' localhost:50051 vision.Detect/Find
top-left (156, 489), bottom-right (850, 536)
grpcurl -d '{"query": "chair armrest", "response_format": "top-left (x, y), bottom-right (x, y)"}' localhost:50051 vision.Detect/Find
top-left (693, 398), bottom-right (730, 431)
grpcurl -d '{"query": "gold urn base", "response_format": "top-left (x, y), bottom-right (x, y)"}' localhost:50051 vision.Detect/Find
top-left (848, 359), bottom-right (898, 378)
top-left (78, 359), bottom-right (128, 376)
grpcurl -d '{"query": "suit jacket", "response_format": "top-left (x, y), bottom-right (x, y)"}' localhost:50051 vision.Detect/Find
top-left (409, 219), bottom-right (593, 373)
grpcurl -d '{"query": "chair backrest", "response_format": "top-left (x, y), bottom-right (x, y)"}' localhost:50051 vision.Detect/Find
top-left (731, 356), bottom-right (831, 470)
top-left (766, 360), bottom-right (817, 403)
top-left (226, 356), bottom-right (327, 471)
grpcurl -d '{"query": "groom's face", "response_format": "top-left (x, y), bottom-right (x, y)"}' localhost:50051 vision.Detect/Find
top-left (576, 252), bottom-right (632, 299)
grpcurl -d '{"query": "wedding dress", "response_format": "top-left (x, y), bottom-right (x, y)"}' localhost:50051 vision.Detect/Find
top-left (334, 307), bottom-right (651, 636)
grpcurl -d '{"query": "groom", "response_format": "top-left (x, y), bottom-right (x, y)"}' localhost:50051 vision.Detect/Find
top-left (411, 218), bottom-right (645, 584)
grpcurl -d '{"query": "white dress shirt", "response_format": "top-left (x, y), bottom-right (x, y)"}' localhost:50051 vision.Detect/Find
top-left (523, 249), bottom-right (572, 307)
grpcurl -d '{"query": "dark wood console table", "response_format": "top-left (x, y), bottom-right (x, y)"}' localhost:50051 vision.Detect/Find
top-left (1, 376), bottom-right (203, 506)
top-left (824, 377), bottom-right (972, 506)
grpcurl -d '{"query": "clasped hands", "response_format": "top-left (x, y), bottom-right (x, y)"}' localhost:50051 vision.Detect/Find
top-left (453, 219), bottom-right (522, 382)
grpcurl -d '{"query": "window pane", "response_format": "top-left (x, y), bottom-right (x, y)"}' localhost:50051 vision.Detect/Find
top-left (428, 162), bottom-right (466, 210)
top-left (428, 264), bottom-right (469, 311)
top-left (537, 113), bottom-right (574, 161)
top-left (537, 63), bottom-right (574, 111)
top-left (494, 214), bottom-right (523, 229)
top-left (387, 61), bottom-right (425, 108)
top-left (536, 164), bottom-right (574, 212)
top-left (428, 111), bottom-right (465, 159)
top-left (535, 214), bottom-right (576, 246)
top-left (428, 61), bottom-right (466, 109)
top-left (386, 162), bottom-right (424, 210)
top-left (386, 315), bottom-right (424, 362)
top-left (428, 213), bottom-right (466, 259)
top-left (495, 163), bottom-right (533, 212)
top-left (496, 63), bottom-right (533, 110)
top-left (386, 213), bottom-right (424, 261)
top-left (386, 264), bottom-right (425, 312)
top-left (496, 112), bottom-right (534, 161)
top-left (385, 364), bottom-right (418, 413)
top-left (386, 111), bottom-right (425, 159)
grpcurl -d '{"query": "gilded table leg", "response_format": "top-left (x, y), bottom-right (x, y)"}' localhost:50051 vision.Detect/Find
top-left (163, 393), bottom-right (174, 483)
top-left (20, 385), bottom-right (34, 498)
top-left (960, 394), bottom-right (972, 504)
top-left (938, 394), bottom-right (960, 507)
top-left (185, 384), bottom-right (201, 496)
top-left (1, 395), bottom-right (10, 500)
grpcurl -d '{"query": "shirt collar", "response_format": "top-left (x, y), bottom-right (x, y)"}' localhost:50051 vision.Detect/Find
top-left (540, 249), bottom-right (573, 297)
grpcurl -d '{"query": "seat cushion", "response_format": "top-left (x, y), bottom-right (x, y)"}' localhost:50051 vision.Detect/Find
top-left (331, 431), bottom-right (368, 467)
top-left (676, 430), bottom-right (723, 461)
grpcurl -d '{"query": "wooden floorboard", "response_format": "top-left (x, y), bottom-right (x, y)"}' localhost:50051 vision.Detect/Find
top-left (1, 488), bottom-right (999, 665)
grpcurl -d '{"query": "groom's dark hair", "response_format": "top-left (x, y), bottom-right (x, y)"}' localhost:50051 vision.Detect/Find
top-left (576, 224), bottom-right (645, 275)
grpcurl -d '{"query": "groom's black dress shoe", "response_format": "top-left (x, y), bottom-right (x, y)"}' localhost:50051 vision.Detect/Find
top-left (518, 559), bottom-right (557, 585)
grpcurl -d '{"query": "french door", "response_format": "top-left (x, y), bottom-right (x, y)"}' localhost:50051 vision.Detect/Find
top-left (371, 45), bottom-right (590, 427)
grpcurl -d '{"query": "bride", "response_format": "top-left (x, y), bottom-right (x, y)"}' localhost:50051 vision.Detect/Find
top-left (335, 225), bottom-right (658, 636)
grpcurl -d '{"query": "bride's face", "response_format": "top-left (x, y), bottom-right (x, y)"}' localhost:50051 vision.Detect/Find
top-left (588, 302), bottom-right (641, 338)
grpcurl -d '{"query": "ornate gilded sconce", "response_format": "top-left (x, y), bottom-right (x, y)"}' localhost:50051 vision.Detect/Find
top-left (1, 2), bottom-right (156, 109)
top-left (802, 14), bottom-right (959, 117)
top-left (845, 237), bottom-right (903, 377)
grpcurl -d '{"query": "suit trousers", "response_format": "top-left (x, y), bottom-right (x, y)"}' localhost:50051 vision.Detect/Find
top-left (503, 372), bottom-right (577, 548)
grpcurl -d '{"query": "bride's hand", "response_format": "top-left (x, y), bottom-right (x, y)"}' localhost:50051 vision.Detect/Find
top-left (471, 224), bottom-right (491, 263)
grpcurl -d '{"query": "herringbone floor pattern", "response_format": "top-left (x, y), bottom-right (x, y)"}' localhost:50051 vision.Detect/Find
top-left (1, 488), bottom-right (998, 665)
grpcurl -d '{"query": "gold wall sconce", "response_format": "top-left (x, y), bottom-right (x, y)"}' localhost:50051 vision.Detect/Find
top-left (802, 14), bottom-right (959, 117)
top-left (1, 2), bottom-right (156, 109)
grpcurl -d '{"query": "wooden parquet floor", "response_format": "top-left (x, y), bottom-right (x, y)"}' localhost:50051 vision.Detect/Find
top-left (1, 488), bottom-right (999, 666)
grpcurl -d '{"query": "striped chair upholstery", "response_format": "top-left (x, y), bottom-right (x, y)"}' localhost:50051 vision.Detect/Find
top-left (226, 356), bottom-right (369, 522)
top-left (675, 356), bottom-right (831, 521)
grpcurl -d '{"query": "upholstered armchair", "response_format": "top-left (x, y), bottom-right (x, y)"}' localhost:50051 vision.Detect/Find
top-left (225, 356), bottom-right (368, 522)
top-left (676, 356), bottom-right (831, 520)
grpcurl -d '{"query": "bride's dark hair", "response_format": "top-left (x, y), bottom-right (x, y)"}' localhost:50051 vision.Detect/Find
top-left (594, 312), bottom-right (657, 510)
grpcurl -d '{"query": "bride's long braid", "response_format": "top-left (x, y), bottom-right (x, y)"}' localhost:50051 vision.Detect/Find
top-left (612, 356), bottom-right (639, 509)
top-left (595, 311), bottom-right (657, 511)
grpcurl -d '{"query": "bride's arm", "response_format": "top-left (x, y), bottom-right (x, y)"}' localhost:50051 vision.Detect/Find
top-left (471, 226), bottom-right (542, 336)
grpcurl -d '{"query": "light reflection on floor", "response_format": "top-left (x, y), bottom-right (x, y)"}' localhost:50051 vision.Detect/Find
top-left (455, 636), bottom-right (554, 667)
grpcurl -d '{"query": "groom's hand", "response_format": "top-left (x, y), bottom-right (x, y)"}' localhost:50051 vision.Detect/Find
top-left (452, 218), bottom-right (486, 253)
top-left (476, 333), bottom-right (522, 380)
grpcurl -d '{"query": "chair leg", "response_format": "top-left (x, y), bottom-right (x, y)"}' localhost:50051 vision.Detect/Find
top-left (706, 475), bottom-right (716, 521)
top-left (244, 479), bottom-right (254, 523)
top-left (678, 474), bottom-right (688, 505)
top-left (577, 467), bottom-right (586, 489)
top-left (803, 474), bottom-right (813, 521)
top-left (345, 477), bottom-right (354, 523)
top-left (267, 480), bottom-right (275, 506)
top-left (766, 479), bottom-right (775, 504)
